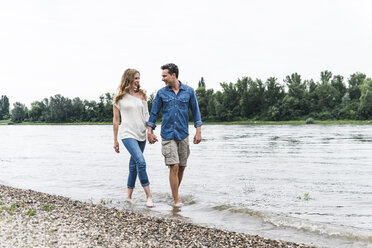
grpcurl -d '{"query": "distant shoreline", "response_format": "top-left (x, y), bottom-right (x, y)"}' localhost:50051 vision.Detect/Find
top-left (0, 184), bottom-right (317, 247)
top-left (1, 119), bottom-right (372, 125)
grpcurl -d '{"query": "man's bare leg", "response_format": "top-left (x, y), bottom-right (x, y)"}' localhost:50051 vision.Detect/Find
top-left (169, 164), bottom-right (180, 204)
top-left (178, 166), bottom-right (186, 187)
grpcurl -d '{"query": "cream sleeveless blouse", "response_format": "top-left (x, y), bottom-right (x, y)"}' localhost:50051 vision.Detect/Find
top-left (115, 94), bottom-right (149, 141)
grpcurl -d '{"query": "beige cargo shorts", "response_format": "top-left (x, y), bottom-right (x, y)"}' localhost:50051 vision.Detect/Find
top-left (161, 137), bottom-right (190, 166)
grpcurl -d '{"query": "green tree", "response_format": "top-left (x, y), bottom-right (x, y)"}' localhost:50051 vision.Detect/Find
top-left (103, 93), bottom-right (114, 122)
top-left (237, 77), bottom-right (265, 118)
top-left (348, 72), bottom-right (366, 101)
top-left (320, 70), bottom-right (333, 84)
top-left (48, 94), bottom-right (72, 122)
top-left (315, 82), bottom-right (339, 111)
top-left (71, 97), bottom-right (85, 122)
top-left (206, 92), bottom-right (217, 120)
top-left (96, 95), bottom-right (106, 122)
top-left (282, 73), bottom-right (310, 119)
top-left (220, 82), bottom-right (240, 119)
top-left (83, 100), bottom-right (98, 121)
top-left (285, 73), bottom-right (305, 98)
top-left (0, 95), bottom-right (10, 120)
top-left (264, 77), bottom-right (285, 109)
top-left (196, 78), bottom-right (208, 120)
top-left (147, 93), bottom-right (155, 113)
top-left (11, 102), bottom-right (27, 123)
top-left (28, 101), bottom-right (47, 121)
top-left (358, 78), bottom-right (372, 118)
top-left (331, 75), bottom-right (347, 103)
top-left (214, 91), bottom-right (232, 121)
top-left (198, 77), bottom-right (206, 88)
top-left (305, 79), bottom-right (319, 113)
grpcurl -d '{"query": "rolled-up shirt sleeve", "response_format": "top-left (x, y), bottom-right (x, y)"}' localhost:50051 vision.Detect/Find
top-left (190, 88), bottom-right (203, 128)
top-left (146, 91), bottom-right (162, 130)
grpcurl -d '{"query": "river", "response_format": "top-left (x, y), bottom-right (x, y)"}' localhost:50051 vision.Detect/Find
top-left (0, 125), bottom-right (371, 247)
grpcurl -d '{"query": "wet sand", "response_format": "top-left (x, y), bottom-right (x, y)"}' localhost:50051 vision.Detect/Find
top-left (0, 184), bottom-right (317, 247)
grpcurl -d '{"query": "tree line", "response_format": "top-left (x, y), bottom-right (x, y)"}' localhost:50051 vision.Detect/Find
top-left (1, 70), bottom-right (372, 123)
top-left (1, 93), bottom-right (114, 123)
top-left (196, 71), bottom-right (372, 121)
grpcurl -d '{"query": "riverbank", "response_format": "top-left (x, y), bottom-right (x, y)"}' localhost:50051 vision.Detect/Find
top-left (1, 119), bottom-right (372, 125)
top-left (0, 184), bottom-right (316, 247)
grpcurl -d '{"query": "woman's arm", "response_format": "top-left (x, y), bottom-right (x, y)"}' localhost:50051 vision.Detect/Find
top-left (113, 105), bottom-right (120, 153)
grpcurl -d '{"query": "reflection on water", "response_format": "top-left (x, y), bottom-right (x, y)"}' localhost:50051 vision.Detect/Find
top-left (1, 124), bottom-right (372, 248)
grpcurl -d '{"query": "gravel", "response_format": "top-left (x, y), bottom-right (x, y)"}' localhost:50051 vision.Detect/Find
top-left (0, 184), bottom-right (318, 248)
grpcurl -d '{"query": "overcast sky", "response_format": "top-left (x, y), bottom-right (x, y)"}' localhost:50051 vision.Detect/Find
top-left (1, 0), bottom-right (372, 107)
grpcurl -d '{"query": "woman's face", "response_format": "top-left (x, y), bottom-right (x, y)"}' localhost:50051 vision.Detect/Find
top-left (131, 73), bottom-right (140, 90)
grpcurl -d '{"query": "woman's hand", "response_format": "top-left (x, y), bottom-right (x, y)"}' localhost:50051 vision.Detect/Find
top-left (114, 140), bottom-right (120, 153)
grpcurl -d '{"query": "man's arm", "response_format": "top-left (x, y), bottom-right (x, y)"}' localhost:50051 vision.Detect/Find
top-left (147, 126), bottom-right (158, 144)
top-left (190, 89), bottom-right (202, 144)
top-left (146, 91), bottom-right (162, 144)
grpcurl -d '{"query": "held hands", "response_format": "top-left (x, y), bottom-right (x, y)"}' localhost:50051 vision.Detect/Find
top-left (148, 133), bottom-right (158, 144)
top-left (114, 140), bottom-right (120, 153)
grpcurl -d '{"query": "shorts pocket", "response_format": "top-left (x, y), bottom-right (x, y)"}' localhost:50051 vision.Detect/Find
top-left (179, 138), bottom-right (190, 159)
top-left (161, 140), bottom-right (171, 157)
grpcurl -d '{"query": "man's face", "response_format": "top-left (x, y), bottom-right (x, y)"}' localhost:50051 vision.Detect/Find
top-left (162, 69), bottom-right (176, 86)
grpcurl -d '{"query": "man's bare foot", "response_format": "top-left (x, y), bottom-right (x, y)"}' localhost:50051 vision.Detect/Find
top-left (174, 201), bottom-right (182, 207)
top-left (126, 198), bottom-right (132, 203)
top-left (146, 197), bottom-right (154, 208)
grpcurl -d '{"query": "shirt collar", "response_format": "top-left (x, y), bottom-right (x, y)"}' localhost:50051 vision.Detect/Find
top-left (166, 80), bottom-right (185, 91)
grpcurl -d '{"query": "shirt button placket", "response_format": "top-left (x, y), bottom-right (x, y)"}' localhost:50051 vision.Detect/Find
top-left (174, 98), bottom-right (177, 139)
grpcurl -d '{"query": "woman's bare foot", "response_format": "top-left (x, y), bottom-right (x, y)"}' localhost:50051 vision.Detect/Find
top-left (146, 197), bottom-right (154, 208)
top-left (127, 188), bottom-right (133, 203)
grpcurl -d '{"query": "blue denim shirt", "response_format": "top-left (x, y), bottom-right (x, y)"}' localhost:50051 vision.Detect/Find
top-left (146, 81), bottom-right (202, 140)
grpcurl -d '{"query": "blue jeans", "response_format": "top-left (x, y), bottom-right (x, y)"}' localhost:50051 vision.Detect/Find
top-left (122, 138), bottom-right (150, 189)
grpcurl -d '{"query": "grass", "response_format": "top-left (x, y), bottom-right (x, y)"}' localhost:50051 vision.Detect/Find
top-left (100, 199), bottom-right (113, 205)
top-left (0, 202), bottom-right (24, 215)
top-left (297, 193), bottom-right (314, 201)
top-left (0, 120), bottom-right (111, 125)
top-left (24, 208), bottom-right (36, 216)
top-left (0, 202), bottom-right (40, 217)
top-left (205, 120), bottom-right (372, 125)
top-left (0, 120), bottom-right (10, 125)
top-left (43, 205), bottom-right (55, 212)
top-left (2, 119), bottom-right (372, 125)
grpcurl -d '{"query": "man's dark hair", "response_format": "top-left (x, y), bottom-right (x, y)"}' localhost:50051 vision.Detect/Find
top-left (161, 63), bottom-right (179, 78)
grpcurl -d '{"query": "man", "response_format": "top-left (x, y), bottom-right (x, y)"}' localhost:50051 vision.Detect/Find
top-left (146, 63), bottom-right (202, 207)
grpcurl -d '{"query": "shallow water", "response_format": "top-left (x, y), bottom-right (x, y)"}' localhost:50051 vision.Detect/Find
top-left (0, 125), bottom-right (371, 248)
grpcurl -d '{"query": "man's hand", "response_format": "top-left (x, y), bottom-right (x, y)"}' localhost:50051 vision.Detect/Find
top-left (148, 133), bottom-right (158, 144)
top-left (147, 127), bottom-right (158, 144)
top-left (114, 140), bottom-right (120, 153)
top-left (193, 126), bottom-right (202, 144)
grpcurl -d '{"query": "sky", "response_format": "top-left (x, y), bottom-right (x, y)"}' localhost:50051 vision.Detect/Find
top-left (1, 0), bottom-right (372, 107)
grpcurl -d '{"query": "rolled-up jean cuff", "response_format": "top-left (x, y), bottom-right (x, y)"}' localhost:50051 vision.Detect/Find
top-left (141, 182), bottom-right (150, 187)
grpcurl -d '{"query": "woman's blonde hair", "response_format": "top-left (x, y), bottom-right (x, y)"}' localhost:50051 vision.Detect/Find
top-left (113, 69), bottom-right (146, 104)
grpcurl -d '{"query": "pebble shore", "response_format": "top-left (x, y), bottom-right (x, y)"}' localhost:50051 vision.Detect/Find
top-left (0, 184), bottom-right (318, 248)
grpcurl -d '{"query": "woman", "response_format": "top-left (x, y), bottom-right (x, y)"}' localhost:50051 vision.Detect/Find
top-left (113, 68), bottom-right (153, 207)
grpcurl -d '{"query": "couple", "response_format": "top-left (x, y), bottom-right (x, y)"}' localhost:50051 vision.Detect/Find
top-left (113, 63), bottom-right (202, 208)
